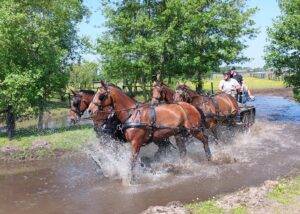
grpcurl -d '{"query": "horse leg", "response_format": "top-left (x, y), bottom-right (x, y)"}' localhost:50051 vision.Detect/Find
top-left (154, 140), bottom-right (169, 160)
top-left (192, 131), bottom-right (212, 161)
top-left (130, 140), bottom-right (142, 182)
top-left (174, 135), bottom-right (186, 158)
top-left (211, 127), bottom-right (219, 144)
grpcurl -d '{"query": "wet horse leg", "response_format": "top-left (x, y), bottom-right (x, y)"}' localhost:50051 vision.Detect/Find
top-left (208, 119), bottom-right (219, 143)
top-left (174, 135), bottom-right (187, 158)
top-left (192, 131), bottom-right (212, 161)
top-left (154, 139), bottom-right (172, 160)
top-left (129, 138), bottom-right (143, 183)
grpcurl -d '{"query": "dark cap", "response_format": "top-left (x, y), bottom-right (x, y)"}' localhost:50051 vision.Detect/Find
top-left (230, 66), bottom-right (236, 70)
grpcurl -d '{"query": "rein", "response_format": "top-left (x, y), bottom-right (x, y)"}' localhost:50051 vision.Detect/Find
top-left (95, 103), bottom-right (149, 115)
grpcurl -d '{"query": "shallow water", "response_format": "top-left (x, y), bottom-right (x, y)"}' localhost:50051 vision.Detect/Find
top-left (253, 95), bottom-right (300, 123)
top-left (0, 96), bottom-right (300, 214)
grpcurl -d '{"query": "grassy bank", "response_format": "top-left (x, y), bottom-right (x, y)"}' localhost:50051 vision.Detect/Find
top-left (186, 176), bottom-right (300, 214)
top-left (0, 125), bottom-right (95, 160)
top-left (203, 76), bottom-right (285, 92)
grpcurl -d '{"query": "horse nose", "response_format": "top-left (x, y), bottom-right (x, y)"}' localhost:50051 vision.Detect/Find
top-left (88, 109), bottom-right (92, 115)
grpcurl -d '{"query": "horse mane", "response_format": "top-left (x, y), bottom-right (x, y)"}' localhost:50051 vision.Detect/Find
top-left (177, 84), bottom-right (198, 97)
top-left (79, 89), bottom-right (95, 95)
top-left (107, 83), bottom-right (123, 90)
top-left (107, 84), bottom-right (137, 102)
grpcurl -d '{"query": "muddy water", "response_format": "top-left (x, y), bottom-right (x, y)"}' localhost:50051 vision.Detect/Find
top-left (0, 96), bottom-right (300, 214)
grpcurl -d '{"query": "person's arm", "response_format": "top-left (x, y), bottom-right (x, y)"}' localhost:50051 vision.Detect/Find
top-left (219, 80), bottom-right (224, 91)
top-left (233, 79), bottom-right (241, 90)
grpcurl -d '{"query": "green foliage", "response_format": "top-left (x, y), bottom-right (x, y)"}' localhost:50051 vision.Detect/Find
top-left (0, 0), bottom-right (87, 116)
top-left (97, 0), bottom-right (257, 88)
top-left (293, 88), bottom-right (300, 101)
top-left (265, 0), bottom-right (300, 93)
top-left (69, 61), bottom-right (99, 89)
top-left (186, 200), bottom-right (224, 214)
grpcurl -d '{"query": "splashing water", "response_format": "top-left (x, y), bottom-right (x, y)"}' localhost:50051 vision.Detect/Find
top-left (85, 134), bottom-right (132, 183)
top-left (85, 118), bottom-right (299, 187)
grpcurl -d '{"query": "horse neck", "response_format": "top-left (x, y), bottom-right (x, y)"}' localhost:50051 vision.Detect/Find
top-left (85, 94), bottom-right (95, 104)
top-left (110, 87), bottom-right (136, 123)
top-left (81, 93), bottom-right (95, 111)
top-left (185, 89), bottom-right (200, 100)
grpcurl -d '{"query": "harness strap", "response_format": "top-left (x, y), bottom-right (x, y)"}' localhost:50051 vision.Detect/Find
top-left (211, 98), bottom-right (220, 117)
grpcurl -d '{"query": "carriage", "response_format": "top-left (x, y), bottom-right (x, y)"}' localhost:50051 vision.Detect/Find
top-left (236, 104), bottom-right (256, 130)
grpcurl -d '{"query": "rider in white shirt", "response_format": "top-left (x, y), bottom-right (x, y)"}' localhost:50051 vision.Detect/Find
top-left (219, 72), bottom-right (241, 98)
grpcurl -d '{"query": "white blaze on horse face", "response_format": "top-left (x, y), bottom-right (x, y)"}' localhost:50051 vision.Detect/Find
top-left (88, 94), bottom-right (99, 115)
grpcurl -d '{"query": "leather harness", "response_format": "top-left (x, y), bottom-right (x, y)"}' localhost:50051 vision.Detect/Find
top-left (121, 104), bottom-right (192, 143)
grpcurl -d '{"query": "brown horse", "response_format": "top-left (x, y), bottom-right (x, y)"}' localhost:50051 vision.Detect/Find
top-left (151, 81), bottom-right (176, 104)
top-left (69, 89), bottom-right (175, 156)
top-left (88, 81), bottom-right (211, 178)
top-left (174, 85), bottom-right (239, 129)
top-left (68, 90), bottom-right (109, 127)
top-left (152, 82), bottom-right (220, 141)
top-left (151, 81), bottom-right (188, 154)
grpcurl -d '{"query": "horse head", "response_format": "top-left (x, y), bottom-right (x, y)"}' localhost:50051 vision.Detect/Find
top-left (151, 81), bottom-right (175, 104)
top-left (174, 85), bottom-right (193, 103)
top-left (68, 89), bottom-right (95, 124)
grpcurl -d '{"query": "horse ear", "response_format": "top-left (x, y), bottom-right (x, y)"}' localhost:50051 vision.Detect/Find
top-left (100, 80), bottom-right (108, 90)
top-left (70, 89), bottom-right (77, 95)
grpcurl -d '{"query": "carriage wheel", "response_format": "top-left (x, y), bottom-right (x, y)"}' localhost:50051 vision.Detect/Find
top-left (241, 112), bottom-right (251, 133)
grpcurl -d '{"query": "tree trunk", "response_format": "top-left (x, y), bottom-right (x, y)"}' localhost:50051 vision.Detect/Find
top-left (168, 74), bottom-right (172, 85)
top-left (140, 77), bottom-right (148, 101)
top-left (6, 106), bottom-right (15, 140)
top-left (196, 72), bottom-right (203, 93)
top-left (37, 102), bottom-right (44, 130)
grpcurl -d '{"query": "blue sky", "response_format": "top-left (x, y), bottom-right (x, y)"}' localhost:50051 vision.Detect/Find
top-left (79, 0), bottom-right (280, 68)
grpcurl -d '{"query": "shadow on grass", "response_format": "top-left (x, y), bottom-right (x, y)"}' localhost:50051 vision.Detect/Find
top-left (0, 124), bottom-right (94, 140)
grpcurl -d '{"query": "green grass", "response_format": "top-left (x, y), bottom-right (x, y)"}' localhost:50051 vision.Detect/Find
top-left (186, 176), bottom-right (300, 214)
top-left (268, 176), bottom-right (300, 204)
top-left (231, 206), bottom-right (247, 214)
top-left (186, 200), bottom-right (224, 214)
top-left (0, 125), bottom-right (95, 159)
top-left (203, 76), bottom-right (285, 91)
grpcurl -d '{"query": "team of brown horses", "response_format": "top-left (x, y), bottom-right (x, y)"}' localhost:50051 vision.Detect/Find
top-left (69, 80), bottom-right (239, 181)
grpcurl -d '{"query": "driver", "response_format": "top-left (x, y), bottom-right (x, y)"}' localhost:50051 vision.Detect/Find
top-left (219, 72), bottom-right (241, 98)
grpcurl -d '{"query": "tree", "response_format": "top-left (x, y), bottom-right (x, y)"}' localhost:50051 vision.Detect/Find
top-left (69, 61), bottom-right (99, 89)
top-left (265, 0), bottom-right (300, 101)
top-left (97, 0), bottom-right (257, 94)
top-left (0, 0), bottom-right (87, 138)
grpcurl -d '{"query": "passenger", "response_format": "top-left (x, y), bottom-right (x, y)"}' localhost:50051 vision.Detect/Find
top-left (241, 80), bottom-right (255, 101)
top-left (230, 67), bottom-right (255, 102)
top-left (219, 72), bottom-right (241, 99)
top-left (229, 66), bottom-right (243, 85)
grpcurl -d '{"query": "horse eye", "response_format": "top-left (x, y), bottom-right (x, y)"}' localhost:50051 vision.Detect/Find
top-left (99, 94), bottom-right (106, 101)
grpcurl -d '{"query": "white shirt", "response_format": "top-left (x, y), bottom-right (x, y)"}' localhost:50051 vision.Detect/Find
top-left (219, 78), bottom-right (240, 95)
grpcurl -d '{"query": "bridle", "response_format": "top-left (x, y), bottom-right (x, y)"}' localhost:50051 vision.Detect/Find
top-left (71, 96), bottom-right (90, 118)
top-left (91, 89), bottom-right (148, 119)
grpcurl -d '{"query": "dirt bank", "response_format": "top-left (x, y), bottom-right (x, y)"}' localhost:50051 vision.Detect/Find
top-left (253, 87), bottom-right (293, 99)
top-left (143, 175), bottom-right (300, 214)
